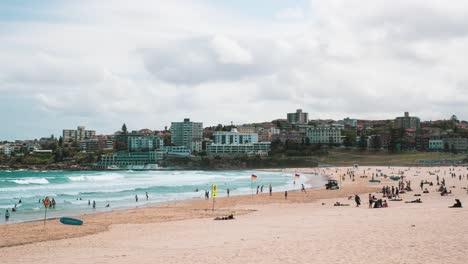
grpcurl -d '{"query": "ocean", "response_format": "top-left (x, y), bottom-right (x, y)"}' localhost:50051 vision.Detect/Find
top-left (0, 170), bottom-right (327, 224)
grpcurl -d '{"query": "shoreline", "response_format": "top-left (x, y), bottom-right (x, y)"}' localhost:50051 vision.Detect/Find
top-left (1, 165), bottom-right (467, 264)
top-left (0, 167), bottom-right (378, 248)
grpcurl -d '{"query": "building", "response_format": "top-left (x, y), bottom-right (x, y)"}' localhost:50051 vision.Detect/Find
top-left (338, 118), bottom-right (358, 128)
top-left (160, 146), bottom-right (191, 157)
top-left (79, 138), bottom-right (99, 152)
top-left (213, 128), bottom-right (258, 144)
top-left (2, 144), bottom-right (14, 155)
top-left (442, 138), bottom-right (468, 152)
top-left (128, 135), bottom-right (163, 152)
top-left (237, 126), bottom-right (257, 133)
top-left (287, 109), bottom-right (309, 124)
top-left (170, 118), bottom-right (203, 152)
top-left (272, 130), bottom-right (306, 144)
top-left (96, 151), bottom-right (165, 169)
top-left (429, 139), bottom-right (443, 151)
top-left (305, 125), bottom-right (343, 144)
top-left (395, 112), bottom-right (421, 129)
top-left (63, 126), bottom-right (96, 142)
top-left (207, 142), bottom-right (271, 156)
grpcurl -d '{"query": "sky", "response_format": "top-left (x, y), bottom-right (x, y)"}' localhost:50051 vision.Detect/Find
top-left (1, 0), bottom-right (467, 140)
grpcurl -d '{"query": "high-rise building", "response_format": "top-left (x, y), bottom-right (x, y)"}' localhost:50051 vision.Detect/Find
top-left (170, 118), bottom-right (203, 152)
top-left (63, 126), bottom-right (96, 142)
top-left (287, 109), bottom-right (309, 124)
top-left (395, 112), bottom-right (421, 129)
top-left (128, 135), bottom-right (164, 152)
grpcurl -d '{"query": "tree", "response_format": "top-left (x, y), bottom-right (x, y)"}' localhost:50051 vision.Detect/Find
top-left (371, 136), bottom-right (382, 150)
top-left (343, 130), bottom-right (357, 148)
top-left (122, 123), bottom-right (128, 134)
top-left (58, 136), bottom-right (63, 147)
top-left (358, 134), bottom-right (368, 151)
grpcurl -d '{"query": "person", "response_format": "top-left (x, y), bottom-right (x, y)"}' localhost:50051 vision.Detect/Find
top-left (105, 204), bottom-right (110, 208)
top-left (135, 195), bottom-right (138, 202)
top-left (5, 209), bottom-right (10, 221)
top-left (423, 188), bottom-right (429, 194)
top-left (18, 199), bottom-right (22, 204)
top-left (88, 200), bottom-right (91, 206)
top-left (284, 190), bottom-right (288, 200)
top-left (146, 192), bottom-right (149, 200)
top-left (92, 200), bottom-right (96, 209)
top-left (256, 186), bottom-right (260, 195)
top-left (368, 194), bottom-right (373, 208)
top-left (260, 185), bottom-right (264, 193)
top-left (449, 199), bottom-right (462, 208)
top-left (382, 200), bottom-right (388, 208)
top-left (354, 194), bottom-right (361, 207)
top-left (301, 184), bottom-right (306, 193)
top-left (269, 184), bottom-right (272, 196)
top-left (51, 198), bottom-right (56, 209)
top-left (227, 188), bottom-right (230, 197)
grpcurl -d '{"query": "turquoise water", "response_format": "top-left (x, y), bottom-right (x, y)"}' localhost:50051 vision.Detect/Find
top-left (0, 170), bottom-right (327, 224)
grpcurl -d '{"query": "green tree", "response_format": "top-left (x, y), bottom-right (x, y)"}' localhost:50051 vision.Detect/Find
top-left (358, 134), bottom-right (368, 151)
top-left (122, 123), bottom-right (128, 134)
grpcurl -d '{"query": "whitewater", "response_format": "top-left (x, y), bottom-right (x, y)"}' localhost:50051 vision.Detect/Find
top-left (0, 170), bottom-right (327, 223)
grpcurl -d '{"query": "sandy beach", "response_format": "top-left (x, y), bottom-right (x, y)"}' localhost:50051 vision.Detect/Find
top-left (1, 166), bottom-right (467, 264)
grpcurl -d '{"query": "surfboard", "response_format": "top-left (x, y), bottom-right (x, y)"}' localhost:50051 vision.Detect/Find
top-left (59, 217), bottom-right (83, 225)
top-left (369, 179), bottom-right (381, 183)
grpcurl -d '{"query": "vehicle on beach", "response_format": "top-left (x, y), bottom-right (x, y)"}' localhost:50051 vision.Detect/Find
top-left (325, 179), bottom-right (339, 190)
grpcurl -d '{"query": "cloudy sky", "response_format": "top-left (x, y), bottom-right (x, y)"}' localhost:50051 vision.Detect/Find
top-left (1, 0), bottom-right (467, 140)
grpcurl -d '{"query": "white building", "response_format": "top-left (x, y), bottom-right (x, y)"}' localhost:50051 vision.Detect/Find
top-left (428, 139), bottom-right (443, 151)
top-left (305, 124), bottom-right (343, 144)
top-left (63, 126), bottom-right (96, 142)
top-left (207, 142), bottom-right (271, 155)
top-left (2, 144), bottom-right (14, 155)
top-left (128, 136), bottom-right (164, 152)
top-left (170, 118), bottom-right (203, 152)
top-left (214, 128), bottom-right (258, 144)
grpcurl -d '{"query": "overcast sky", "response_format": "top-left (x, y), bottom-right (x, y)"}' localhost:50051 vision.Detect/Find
top-left (1, 0), bottom-right (467, 140)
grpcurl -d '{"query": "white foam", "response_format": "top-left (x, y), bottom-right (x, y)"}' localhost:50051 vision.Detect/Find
top-left (12, 178), bottom-right (50, 185)
top-left (68, 173), bottom-right (125, 182)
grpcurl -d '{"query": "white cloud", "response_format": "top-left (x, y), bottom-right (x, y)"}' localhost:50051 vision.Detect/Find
top-left (0, 0), bottom-right (467, 139)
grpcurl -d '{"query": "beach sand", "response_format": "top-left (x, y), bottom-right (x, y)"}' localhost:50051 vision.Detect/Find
top-left (1, 166), bottom-right (467, 264)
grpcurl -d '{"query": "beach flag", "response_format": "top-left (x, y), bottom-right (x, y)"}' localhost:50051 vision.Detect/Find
top-left (294, 174), bottom-right (300, 179)
top-left (251, 174), bottom-right (258, 180)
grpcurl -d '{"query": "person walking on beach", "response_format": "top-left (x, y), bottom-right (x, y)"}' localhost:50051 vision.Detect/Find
top-left (135, 195), bottom-right (138, 202)
top-left (256, 186), bottom-right (260, 195)
top-left (355, 194), bottom-right (361, 207)
top-left (92, 200), bottom-right (96, 209)
top-left (260, 185), bottom-right (264, 193)
top-left (368, 194), bottom-right (373, 208)
top-left (5, 209), bottom-right (10, 221)
top-left (269, 184), bottom-right (272, 196)
top-left (284, 190), bottom-right (288, 200)
top-left (146, 192), bottom-right (149, 200)
top-left (227, 188), bottom-right (230, 197)
top-left (301, 184), bottom-right (306, 193)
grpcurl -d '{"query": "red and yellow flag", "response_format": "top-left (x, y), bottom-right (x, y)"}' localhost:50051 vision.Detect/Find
top-left (251, 174), bottom-right (258, 180)
top-left (294, 174), bottom-right (300, 179)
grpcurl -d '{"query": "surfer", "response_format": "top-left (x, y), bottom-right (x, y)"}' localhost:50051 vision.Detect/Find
top-left (5, 209), bottom-right (10, 221)
top-left (146, 192), bottom-right (149, 200)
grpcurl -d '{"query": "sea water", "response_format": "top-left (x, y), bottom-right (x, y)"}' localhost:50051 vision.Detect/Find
top-left (0, 170), bottom-right (327, 223)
